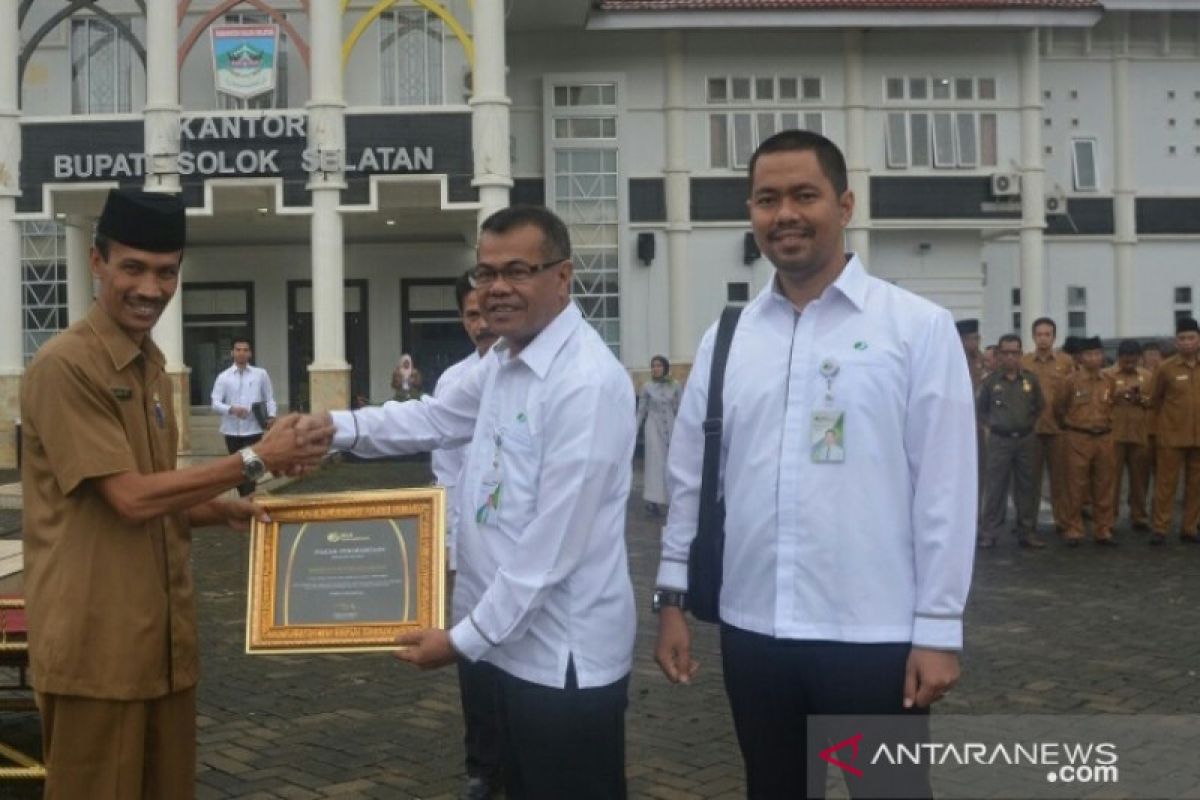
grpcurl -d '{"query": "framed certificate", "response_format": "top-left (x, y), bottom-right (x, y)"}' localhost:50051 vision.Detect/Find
top-left (246, 488), bottom-right (445, 654)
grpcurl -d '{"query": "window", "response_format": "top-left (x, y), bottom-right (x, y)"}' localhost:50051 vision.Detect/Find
top-left (1175, 286), bottom-right (1194, 321)
top-left (706, 74), bottom-right (825, 168)
top-left (71, 18), bottom-right (136, 114)
top-left (887, 111), bottom-right (995, 170)
top-left (549, 82), bottom-right (621, 356)
top-left (886, 75), bottom-right (995, 102)
top-left (1067, 285), bottom-right (1087, 338)
top-left (1072, 138), bottom-right (1098, 191)
top-left (218, 13), bottom-right (289, 110)
top-left (21, 222), bottom-right (68, 363)
top-left (380, 9), bottom-right (443, 105)
top-left (1011, 288), bottom-right (1021, 334)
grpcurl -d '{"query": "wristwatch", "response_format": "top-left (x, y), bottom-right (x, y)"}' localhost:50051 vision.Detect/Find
top-left (651, 589), bottom-right (687, 613)
top-left (239, 447), bottom-right (267, 482)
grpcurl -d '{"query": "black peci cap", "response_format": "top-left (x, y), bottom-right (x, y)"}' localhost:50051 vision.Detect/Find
top-left (96, 188), bottom-right (186, 253)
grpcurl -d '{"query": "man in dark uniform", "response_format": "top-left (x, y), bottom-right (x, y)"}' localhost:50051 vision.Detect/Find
top-left (20, 188), bottom-right (332, 798)
top-left (977, 334), bottom-right (1045, 549)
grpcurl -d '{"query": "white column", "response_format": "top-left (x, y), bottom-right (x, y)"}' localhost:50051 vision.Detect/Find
top-left (0, 0), bottom-right (24, 466)
top-left (663, 31), bottom-right (692, 365)
top-left (306, 0), bottom-right (349, 412)
top-left (843, 30), bottom-right (871, 268)
top-left (1019, 28), bottom-right (1047, 349)
top-left (470, 0), bottom-right (512, 222)
top-left (1112, 16), bottom-right (1135, 337)
top-left (65, 216), bottom-right (94, 322)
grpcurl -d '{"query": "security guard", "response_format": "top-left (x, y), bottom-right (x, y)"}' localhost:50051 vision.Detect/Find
top-left (1107, 340), bottom-right (1153, 531)
top-left (977, 334), bottom-right (1045, 548)
top-left (1055, 336), bottom-right (1118, 546)
top-left (1147, 317), bottom-right (1200, 545)
top-left (1022, 317), bottom-right (1075, 534)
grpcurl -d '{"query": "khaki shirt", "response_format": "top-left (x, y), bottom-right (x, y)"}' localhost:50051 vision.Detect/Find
top-left (1055, 368), bottom-right (1116, 433)
top-left (977, 370), bottom-right (1044, 433)
top-left (21, 304), bottom-right (196, 700)
top-left (1148, 354), bottom-right (1200, 448)
top-left (1022, 350), bottom-right (1075, 435)
top-left (1106, 366), bottom-right (1153, 445)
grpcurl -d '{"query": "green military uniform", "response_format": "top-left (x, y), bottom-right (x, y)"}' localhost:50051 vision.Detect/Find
top-left (976, 368), bottom-right (1045, 546)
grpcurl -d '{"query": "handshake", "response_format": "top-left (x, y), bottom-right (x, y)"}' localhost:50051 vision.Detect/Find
top-left (247, 412), bottom-right (339, 478)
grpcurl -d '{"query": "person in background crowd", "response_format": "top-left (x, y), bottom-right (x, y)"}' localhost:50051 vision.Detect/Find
top-left (211, 337), bottom-right (278, 496)
top-left (1147, 318), bottom-right (1200, 545)
top-left (1107, 340), bottom-right (1153, 532)
top-left (392, 353), bottom-right (424, 402)
top-left (977, 335), bottom-right (1044, 549)
top-left (1143, 340), bottom-right (1164, 491)
top-left (982, 344), bottom-right (998, 377)
top-left (1023, 317), bottom-right (1074, 536)
top-left (1055, 337), bottom-right (1118, 546)
top-left (636, 354), bottom-right (682, 517)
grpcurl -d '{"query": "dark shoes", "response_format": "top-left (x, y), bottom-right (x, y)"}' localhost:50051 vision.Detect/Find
top-left (1149, 533), bottom-right (1167, 546)
top-left (1018, 534), bottom-right (1047, 549)
top-left (461, 777), bottom-right (496, 800)
top-left (1094, 537), bottom-right (1119, 547)
top-left (1065, 537), bottom-right (1083, 548)
top-left (1132, 520), bottom-right (1150, 532)
top-left (1181, 532), bottom-right (1200, 544)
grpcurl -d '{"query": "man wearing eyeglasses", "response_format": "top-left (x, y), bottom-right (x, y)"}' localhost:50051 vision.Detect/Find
top-left (300, 206), bottom-right (636, 800)
top-left (976, 334), bottom-right (1045, 549)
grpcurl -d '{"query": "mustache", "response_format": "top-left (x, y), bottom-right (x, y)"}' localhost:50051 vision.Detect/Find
top-left (768, 225), bottom-right (813, 239)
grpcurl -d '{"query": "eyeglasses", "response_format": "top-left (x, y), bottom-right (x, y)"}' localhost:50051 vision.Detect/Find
top-left (470, 258), bottom-right (567, 288)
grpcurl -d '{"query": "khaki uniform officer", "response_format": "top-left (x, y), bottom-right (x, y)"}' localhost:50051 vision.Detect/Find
top-left (1107, 340), bottom-right (1153, 531)
top-left (21, 189), bottom-right (330, 799)
top-left (977, 335), bottom-right (1045, 549)
top-left (1147, 317), bottom-right (1200, 545)
top-left (1054, 336), bottom-right (1118, 545)
top-left (1142, 342), bottom-right (1165, 504)
top-left (1022, 318), bottom-right (1075, 534)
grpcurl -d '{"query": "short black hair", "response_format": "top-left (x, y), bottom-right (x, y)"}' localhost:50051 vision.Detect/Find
top-left (454, 270), bottom-right (474, 312)
top-left (997, 333), bottom-right (1022, 349)
top-left (1117, 339), bottom-right (1143, 357)
top-left (93, 232), bottom-right (112, 261)
top-left (748, 129), bottom-right (848, 197)
top-left (231, 337), bottom-right (252, 350)
top-left (1143, 340), bottom-right (1162, 353)
top-left (480, 205), bottom-right (571, 263)
top-left (1031, 317), bottom-right (1057, 335)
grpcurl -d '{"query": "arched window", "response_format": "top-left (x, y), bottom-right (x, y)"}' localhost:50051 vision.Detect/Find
top-left (379, 9), bottom-right (444, 106)
top-left (71, 16), bottom-right (140, 114)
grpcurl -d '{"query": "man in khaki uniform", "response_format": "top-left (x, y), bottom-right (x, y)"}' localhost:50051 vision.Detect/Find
top-left (1147, 317), bottom-right (1200, 545)
top-left (20, 189), bottom-right (331, 798)
top-left (1143, 341), bottom-right (1164, 491)
top-left (1107, 340), bottom-right (1153, 531)
top-left (977, 335), bottom-right (1045, 549)
top-left (1022, 317), bottom-right (1074, 534)
top-left (1054, 336), bottom-right (1117, 546)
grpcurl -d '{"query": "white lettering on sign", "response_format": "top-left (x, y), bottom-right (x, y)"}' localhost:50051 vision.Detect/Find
top-left (53, 153), bottom-right (149, 179)
top-left (178, 113), bottom-right (307, 141)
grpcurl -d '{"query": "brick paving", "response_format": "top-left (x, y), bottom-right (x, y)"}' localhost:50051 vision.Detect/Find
top-left (2, 458), bottom-right (1199, 798)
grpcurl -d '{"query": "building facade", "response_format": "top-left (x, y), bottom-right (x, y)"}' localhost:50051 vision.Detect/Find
top-left (2, 0), bottom-right (1198, 466)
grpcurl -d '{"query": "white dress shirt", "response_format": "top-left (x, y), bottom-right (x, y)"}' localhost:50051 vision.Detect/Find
top-left (656, 255), bottom-right (977, 650)
top-left (331, 303), bottom-right (636, 689)
top-left (430, 350), bottom-right (483, 575)
top-left (211, 364), bottom-right (277, 437)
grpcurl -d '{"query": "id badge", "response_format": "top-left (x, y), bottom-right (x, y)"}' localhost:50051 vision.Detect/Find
top-left (475, 474), bottom-right (503, 526)
top-left (810, 409), bottom-right (846, 463)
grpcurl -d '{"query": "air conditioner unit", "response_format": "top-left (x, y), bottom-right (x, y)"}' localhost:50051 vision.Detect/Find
top-left (1044, 189), bottom-right (1068, 216)
top-left (991, 173), bottom-right (1021, 197)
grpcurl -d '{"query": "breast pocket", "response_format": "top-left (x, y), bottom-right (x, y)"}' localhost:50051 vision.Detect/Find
top-left (474, 425), bottom-right (541, 533)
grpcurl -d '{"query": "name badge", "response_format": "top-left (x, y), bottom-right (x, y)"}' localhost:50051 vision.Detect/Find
top-left (110, 386), bottom-right (132, 400)
top-left (810, 409), bottom-right (845, 464)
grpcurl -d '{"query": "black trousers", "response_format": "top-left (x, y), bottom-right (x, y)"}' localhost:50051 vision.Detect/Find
top-left (224, 433), bottom-right (263, 496)
top-left (720, 624), bottom-right (932, 800)
top-left (457, 658), bottom-right (504, 787)
top-left (494, 660), bottom-right (628, 800)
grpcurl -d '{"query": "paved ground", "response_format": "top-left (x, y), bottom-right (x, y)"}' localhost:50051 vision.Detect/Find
top-left (2, 459), bottom-right (1199, 798)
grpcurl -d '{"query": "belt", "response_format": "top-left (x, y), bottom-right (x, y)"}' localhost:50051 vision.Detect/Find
top-left (1066, 426), bottom-right (1112, 436)
top-left (989, 427), bottom-right (1033, 438)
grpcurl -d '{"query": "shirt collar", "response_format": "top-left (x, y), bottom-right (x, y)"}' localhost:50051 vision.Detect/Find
top-left (495, 302), bottom-right (582, 380)
top-left (85, 303), bottom-right (166, 373)
top-left (767, 253), bottom-right (868, 312)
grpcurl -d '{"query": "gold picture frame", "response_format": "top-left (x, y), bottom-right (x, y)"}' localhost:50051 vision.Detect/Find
top-left (246, 488), bottom-right (445, 654)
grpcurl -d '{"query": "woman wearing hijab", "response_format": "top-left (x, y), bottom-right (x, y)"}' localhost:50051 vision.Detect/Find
top-left (636, 355), bottom-right (682, 517)
top-left (391, 353), bottom-right (425, 402)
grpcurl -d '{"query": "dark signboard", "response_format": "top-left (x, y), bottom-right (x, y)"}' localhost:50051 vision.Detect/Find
top-left (18, 111), bottom-right (476, 213)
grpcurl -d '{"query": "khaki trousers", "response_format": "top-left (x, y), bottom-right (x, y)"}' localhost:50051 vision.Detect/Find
top-left (1112, 441), bottom-right (1151, 526)
top-left (1152, 446), bottom-right (1200, 535)
top-left (1033, 433), bottom-right (1069, 530)
top-left (1063, 431), bottom-right (1116, 540)
top-left (37, 687), bottom-right (196, 799)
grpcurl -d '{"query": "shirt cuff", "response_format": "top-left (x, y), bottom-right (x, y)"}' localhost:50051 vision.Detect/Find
top-left (912, 615), bottom-right (963, 651)
top-left (330, 410), bottom-right (358, 450)
top-left (655, 556), bottom-right (688, 592)
top-left (449, 615), bottom-right (493, 662)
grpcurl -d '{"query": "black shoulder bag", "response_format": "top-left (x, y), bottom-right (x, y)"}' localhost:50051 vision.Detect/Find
top-left (687, 305), bottom-right (742, 624)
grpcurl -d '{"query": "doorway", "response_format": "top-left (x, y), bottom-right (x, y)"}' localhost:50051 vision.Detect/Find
top-left (401, 278), bottom-right (473, 393)
top-left (287, 280), bottom-right (370, 411)
top-left (183, 282), bottom-right (255, 407)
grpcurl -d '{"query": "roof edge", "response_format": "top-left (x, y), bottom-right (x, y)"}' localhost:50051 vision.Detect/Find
top-left (587, 8), bottom-right (1104, 30)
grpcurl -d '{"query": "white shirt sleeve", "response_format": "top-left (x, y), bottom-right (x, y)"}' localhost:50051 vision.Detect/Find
top-left (330, 360), bottom-right (485, 457)
top-left (904, 309), bottom-right (978, 650)
top-left (655, 325), bottom-right (717, 592)
top-left (449, 374), bottom-right (633, 661)
top-left (211, 371), bottom-right (232, 416)
top-left (261, 369), bottom-right (278, 418)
